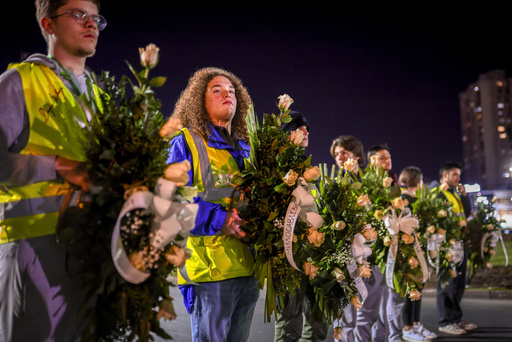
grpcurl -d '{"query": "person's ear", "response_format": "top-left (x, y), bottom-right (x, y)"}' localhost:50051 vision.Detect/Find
top-left (41, 17), bottom-right (54, 35)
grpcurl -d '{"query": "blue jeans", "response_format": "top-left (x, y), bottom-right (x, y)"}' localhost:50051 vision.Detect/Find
top-left (190, 276), bottom-right (260, 342)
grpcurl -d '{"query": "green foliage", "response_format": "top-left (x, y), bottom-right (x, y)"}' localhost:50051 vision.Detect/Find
top-left (57, 54), bottom-right (176, 341)
top-left (232, 103), bottom-right (312, 321)
top-left (466, 201), bottom-right (504, 278)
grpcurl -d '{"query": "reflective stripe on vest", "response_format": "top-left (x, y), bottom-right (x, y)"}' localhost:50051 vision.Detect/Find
top-left (177, 129), bottom-right (254, 283)
top-left (189, 130), bottom-right (236, 203)
top-left (0, 63), bottom-right (98, 243)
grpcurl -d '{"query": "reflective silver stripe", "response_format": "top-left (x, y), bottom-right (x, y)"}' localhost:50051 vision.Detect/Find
top-left (3, 195), bottom-right (65, 219)
top-left (189, 131), bottom-right (235, 202)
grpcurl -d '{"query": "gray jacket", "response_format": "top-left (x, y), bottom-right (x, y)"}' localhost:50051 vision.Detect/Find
top-left (0, 53), bottom-right (93, 188)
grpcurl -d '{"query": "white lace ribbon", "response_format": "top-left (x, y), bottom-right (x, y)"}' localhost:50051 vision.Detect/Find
top-left (111, 177), bottom-right (198, 284)
top-left (347, 233), bottom-right (372, 302)
top-left (481, 230), bottom-right (509, 266)
top-left (283, 177), bottom-right (323, 271)
top-left (427, 233), bottom-right (446, 275)
top-left (384, 207), bottom-right (428, 289)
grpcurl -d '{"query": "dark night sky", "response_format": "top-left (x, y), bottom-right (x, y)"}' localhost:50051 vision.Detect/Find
top-left (3, 3), bottom-right (511, 185)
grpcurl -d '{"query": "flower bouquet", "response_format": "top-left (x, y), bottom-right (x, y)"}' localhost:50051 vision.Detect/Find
top-left (307, 164), bottom-right (375, 324)
top-left (466, 201), bottom-right (507, 278)
top-left (232, 95), bottom-right (323, 321)
top-left (57, 44), bottom-right (197, 341)
top-left (412, 186), bottom-right (465, 288)
top-left (357, 161), bottom-right (428, 300)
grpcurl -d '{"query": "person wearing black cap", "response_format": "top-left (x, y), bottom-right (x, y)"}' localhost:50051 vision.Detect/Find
top-left (274, 111), bottom-right (328, 342)
top-left (280, 111), bottom-right (310, 149)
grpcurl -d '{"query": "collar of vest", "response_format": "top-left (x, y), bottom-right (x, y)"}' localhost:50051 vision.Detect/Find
top-left (206, 124), bottom-right (250, 152)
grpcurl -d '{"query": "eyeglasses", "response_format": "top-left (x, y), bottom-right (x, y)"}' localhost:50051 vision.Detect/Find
top-left (51, 9), bottom-right (107, 31)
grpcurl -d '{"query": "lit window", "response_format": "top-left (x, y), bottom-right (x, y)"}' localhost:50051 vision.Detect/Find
top-left (500, 133), bottom-right (508, 139)
top-left (498, 103), bottom-right (505, 109)
top-left (474, 86), bottom-right (479, 91)
top-left (498, 125), bottom-right (506, 132)
top-left (497, 80), bottom-right (504, 87)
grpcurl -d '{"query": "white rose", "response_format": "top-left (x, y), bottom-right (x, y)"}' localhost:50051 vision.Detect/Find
top-left (277, 94), bottom-right (294, 110)
top-left (139, 43), bottom-right (160, 68)
top-left (343, 158), bottom-right (358, 173)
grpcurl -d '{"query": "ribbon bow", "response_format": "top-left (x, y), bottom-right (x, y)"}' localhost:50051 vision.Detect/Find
top-left (384, 207), bottom-right (428, 288)
top-left (384, 207), bottom-right (419, 236)
top-left (111, 177), bottom-right (199, 284)
top-left (351, 233), bottom-right (373, 264)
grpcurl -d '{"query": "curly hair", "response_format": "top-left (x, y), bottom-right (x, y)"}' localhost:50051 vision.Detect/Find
top-left (171, 67), bottom-right (252, 140)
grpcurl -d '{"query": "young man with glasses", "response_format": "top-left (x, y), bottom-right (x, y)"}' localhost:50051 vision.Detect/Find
top-left (0, 1), bottom-right (106, 340)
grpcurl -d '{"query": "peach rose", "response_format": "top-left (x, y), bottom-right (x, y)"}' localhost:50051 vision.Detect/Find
top-left (437, 209), bottom-right (447, 218)
top-left (288, 129), bottom-right (305, 146)
top-left (449, 269), bottom-right (457, 278)
top-left (383, 177), bottom-right (393, 187)
top-left (426, 225), bottom-right (436, 234)
top-left (307, 228), bottom-right (325, 247)
top-left (408, 256), bottom-right (419, 269)
top-left (304, 262), bottom-right (319, 279)
top-left (357, 194), bottom-right (372, 207)
top-left (401, 233), bottom-right (415, 244)
top-left (343, 158), bottom-right (358, 173)
top-left (303, 166), bottom-right (321, 182)
top-left (357, 264), bottom-right (372, 278)
top-left (363, 227), bottom-right (377, 241)
top-left (391, 197), bottom-right (405, 210)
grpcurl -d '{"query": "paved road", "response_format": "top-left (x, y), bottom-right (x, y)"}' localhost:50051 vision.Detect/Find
top-left (157, 286), bottom-right (512, 342)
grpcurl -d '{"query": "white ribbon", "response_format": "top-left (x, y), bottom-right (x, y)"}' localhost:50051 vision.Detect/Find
top-left (448, 241), bottom-right (464, 265)
top-left (347, 233), bottom-right (372, 303)
top-left (384, 207), bottom-right (428, 289)
top-left (481, 230), bottom-right (509, 266)
top-left (283, 177), bottom-right (323, 271)
top-left (111, 177), bottom-right (198, 284)
top-left (427, 233), bottom-right (446, 275)
top-left (351, 233), bottom-right (373, 264)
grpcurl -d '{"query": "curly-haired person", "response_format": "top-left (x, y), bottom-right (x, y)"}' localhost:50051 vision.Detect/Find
top-left (167, 67), bottom-right (259, 342)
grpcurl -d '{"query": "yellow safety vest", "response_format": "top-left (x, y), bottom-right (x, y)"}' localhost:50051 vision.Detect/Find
top-left (178, 129), bottom-right (254, 284)
top-left (441, 190), bottom-right (465, 218)
top-left (0, 63), bottom-right (101, 243)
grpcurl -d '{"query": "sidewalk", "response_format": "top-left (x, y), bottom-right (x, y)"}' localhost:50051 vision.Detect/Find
top-left (157, 284), bottom-right (512, 342)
